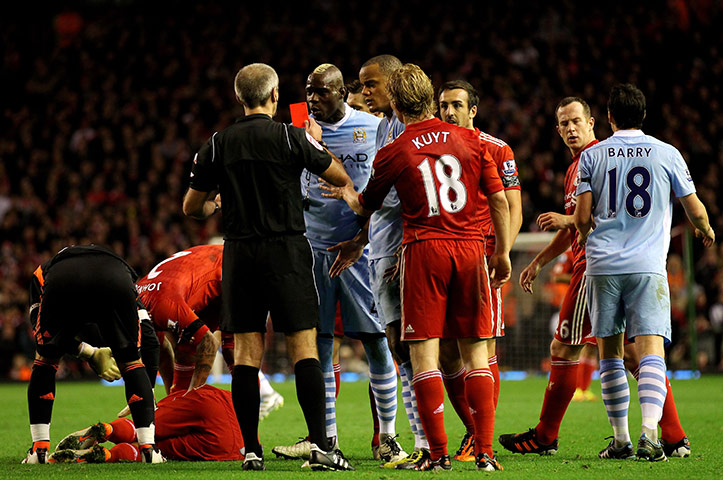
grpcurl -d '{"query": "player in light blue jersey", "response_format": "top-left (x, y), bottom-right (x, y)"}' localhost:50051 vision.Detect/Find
top-left (273, 63), bottom-right (404, 465)
top-left (575, 84), bottom-right (715, 462)
top-left (358, 54), bottom-right (432, 468)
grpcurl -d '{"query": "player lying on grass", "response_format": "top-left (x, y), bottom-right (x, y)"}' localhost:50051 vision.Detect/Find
top-left (49, 384), bottom-right (243, 463)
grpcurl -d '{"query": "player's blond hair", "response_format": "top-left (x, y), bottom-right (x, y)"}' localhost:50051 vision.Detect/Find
top-left (387, 64), bottom-right (436, 119)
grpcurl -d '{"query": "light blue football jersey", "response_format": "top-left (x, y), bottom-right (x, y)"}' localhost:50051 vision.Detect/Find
top-left (576, 130), bottom-right (696, 275)
top-left (302, 105), bottom-right (379, 249)
top-left (368, 113), bottom-right (406, 260)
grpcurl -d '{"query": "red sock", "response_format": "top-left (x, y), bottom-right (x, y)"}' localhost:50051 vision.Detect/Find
top-left (535, 357), bottom-right (579, 444)
top-left (465, 369), bottom-right (495, 458)
top-left (171, 363), bottom-right (194, 393)
top-left (578, 357), bottom-right (596, 391)
top-left (333, 363), bottom-right (341, 399)
top-left (369, 383), bottom-right (380, 447)
top-left (659, 376), bottom-right (686, 442)
top-left (413, 370), bottom-right (448, 459)
top-left (108, 418), bottom-right (136, 444)
top-left (442, 367), bottom-right (474, 433)
top-left (489, 355), bottom-right (501, 408)
top-left (109, 443), bottom-right (140, 462)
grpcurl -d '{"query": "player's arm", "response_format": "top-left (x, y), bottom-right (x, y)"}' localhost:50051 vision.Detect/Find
top-left (678, 193), bottom-right (716, 247)
top-left (183, 190), bottom-right (221, 220)
top-left (487, 190), bottom-right (512, 288)
top-left (157, 332), bottom-right (175, 395)
top-left (519, 229), bottom-right (572, 294)
top-left (506, 189), bottom-right (523, 241)
top-left (573, 191), bottom-right (593, 246)
top-left (188, 330), bottom-right (219, 391)
top-left (536, 212), bottom-right (574, 231)
top-left (328, 220), bottom-right (370, 279)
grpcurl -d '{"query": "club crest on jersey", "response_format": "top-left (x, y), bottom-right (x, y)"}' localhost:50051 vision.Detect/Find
top-left (502, 159), bottom-right (516, 176)
top-left (352, 128), bottom-right (367, 144)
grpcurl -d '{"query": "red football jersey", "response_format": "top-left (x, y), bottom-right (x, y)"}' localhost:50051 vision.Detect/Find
top-left (360, 118), bottom-right (504, 244)
top-left (477, 129), bottom-right (519, 239)
top-left (137, 244), bottom-right (223, 343)
top-left (565, 140), bottom-right (598, 269)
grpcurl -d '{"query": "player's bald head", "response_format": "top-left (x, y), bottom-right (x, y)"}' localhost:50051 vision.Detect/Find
top-left (309, 63), bottom-right (344, 90)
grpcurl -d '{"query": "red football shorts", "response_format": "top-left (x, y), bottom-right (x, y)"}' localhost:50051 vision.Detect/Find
top-left (554, 265), bottom-right (595, 345)
top-left (400, 239), bottom-right (494, 340)
top-left (484, 240), bottom-right (505, 338)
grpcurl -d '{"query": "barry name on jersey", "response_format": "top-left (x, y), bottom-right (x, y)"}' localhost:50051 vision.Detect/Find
top-left (607, 146), bottom-right (652, 157)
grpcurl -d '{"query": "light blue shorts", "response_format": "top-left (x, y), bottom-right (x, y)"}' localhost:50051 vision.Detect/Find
top-left (587, 273), bottom-right (671, 343)
top-left (369, 256), bottom-right (402, 329)
top-left (313, 248), bottom-right (383, 337)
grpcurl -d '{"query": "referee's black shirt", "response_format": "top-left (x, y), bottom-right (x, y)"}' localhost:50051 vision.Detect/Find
top-left (190, 114), bottom-right (332, 240)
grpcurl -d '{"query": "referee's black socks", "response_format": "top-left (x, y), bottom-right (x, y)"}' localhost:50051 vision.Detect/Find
top-left (232, 364), bottom-right (262, 457)
top-left (294, 357), bottom-right (330, 451)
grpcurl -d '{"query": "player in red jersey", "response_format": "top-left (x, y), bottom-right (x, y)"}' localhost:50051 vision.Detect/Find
top-left (137, 245), bottom-right (284, 418)
top-left (137, 244), bottom-right (226, 393)
top-left (499, 97), bottom-right (690, 459)
top-left (437, 80), bottom-right (523, 461)
top-left (323, 64), bottom-right (512, 471)
top-left (49, 384), bottom-right (244, 463)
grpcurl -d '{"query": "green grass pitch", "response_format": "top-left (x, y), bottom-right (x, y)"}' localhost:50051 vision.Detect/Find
top-left (2, 375), bottom-right (722, 478)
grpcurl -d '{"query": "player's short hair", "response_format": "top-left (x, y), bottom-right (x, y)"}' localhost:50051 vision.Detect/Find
top-left (346, 79), bottom-right (363, 95)
top-left (555, 97), bottom-right (591, 123)
top-left (234, 63), bottom-right (279, 109)
top-left (361, 55), bottom-right (402, 77)
top-left (439, 80), bottom-right (479, 109)
top-left (387, 63), bottom-right (436, 119)
top-left (607, 83), bottom-right (646, 129)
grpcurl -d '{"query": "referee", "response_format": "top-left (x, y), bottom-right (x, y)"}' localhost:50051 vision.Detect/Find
top-left (183, 63), bottom-right (353, 471)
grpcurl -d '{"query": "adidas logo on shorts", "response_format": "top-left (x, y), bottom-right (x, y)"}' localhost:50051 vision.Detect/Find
top-left (405, 324), bottom-right (415, 334)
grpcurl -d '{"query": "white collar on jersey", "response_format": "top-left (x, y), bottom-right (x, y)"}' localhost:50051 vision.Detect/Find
top-left (612, 129), bottom-right (644, 137)
top-left (315, 104), bottom-right (352, 132)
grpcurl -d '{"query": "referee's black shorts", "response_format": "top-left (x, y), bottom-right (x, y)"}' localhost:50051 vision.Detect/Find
top-left (36, 254), bottom-right (141, 363)
top-left (221, 234), bottom-right (320, 334)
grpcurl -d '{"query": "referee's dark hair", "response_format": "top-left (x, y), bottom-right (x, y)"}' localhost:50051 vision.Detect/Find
top-left (608, 83), bottom-right (646, 130)
top-left (234, 63), bottom-right (279, 108)
top-left (439, 80), bottom-right (480, 109)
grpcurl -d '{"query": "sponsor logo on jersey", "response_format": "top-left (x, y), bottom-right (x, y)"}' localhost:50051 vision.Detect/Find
top-left (502, 159), bottom-right (517, 176)
top-left (352, 128), bottom-right (367, 144)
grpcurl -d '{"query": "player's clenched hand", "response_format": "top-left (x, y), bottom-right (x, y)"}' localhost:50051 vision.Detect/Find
top-left (695, 226), bottom-right (716, 248)
top-left (519, 261), bottom-right (541, 294)
top-left (537, 212), bottom-right (570, 231)
top-left (327, 239), bottom-right (364, 278)
top-left (488, 253), bottom-right (511, 289)
top-left (304, 118), bottom-right (323, 143)
top-left (89, 347), bottom-right (121, 382)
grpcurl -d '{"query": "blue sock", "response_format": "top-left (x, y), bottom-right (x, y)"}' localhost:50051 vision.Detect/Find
top-left (316, 335), bottom-right (337, 440)
top-left (363, 337), bottom-right (397, 435)
top-left (600, 357), bottom-right (630, 447)
top-left (638, 354), bottom-right (667, 442)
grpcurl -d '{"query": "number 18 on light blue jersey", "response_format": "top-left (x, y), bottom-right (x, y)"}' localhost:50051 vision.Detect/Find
top-left (576, 130), bottom-right (696, 276)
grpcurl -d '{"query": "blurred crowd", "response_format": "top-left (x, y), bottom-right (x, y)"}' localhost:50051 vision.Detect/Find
top-left (2, 0), bottom-right (722, 379)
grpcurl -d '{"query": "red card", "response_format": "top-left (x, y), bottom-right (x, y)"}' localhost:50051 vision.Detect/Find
top-left (290, 102), bottom-right (309, 128)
